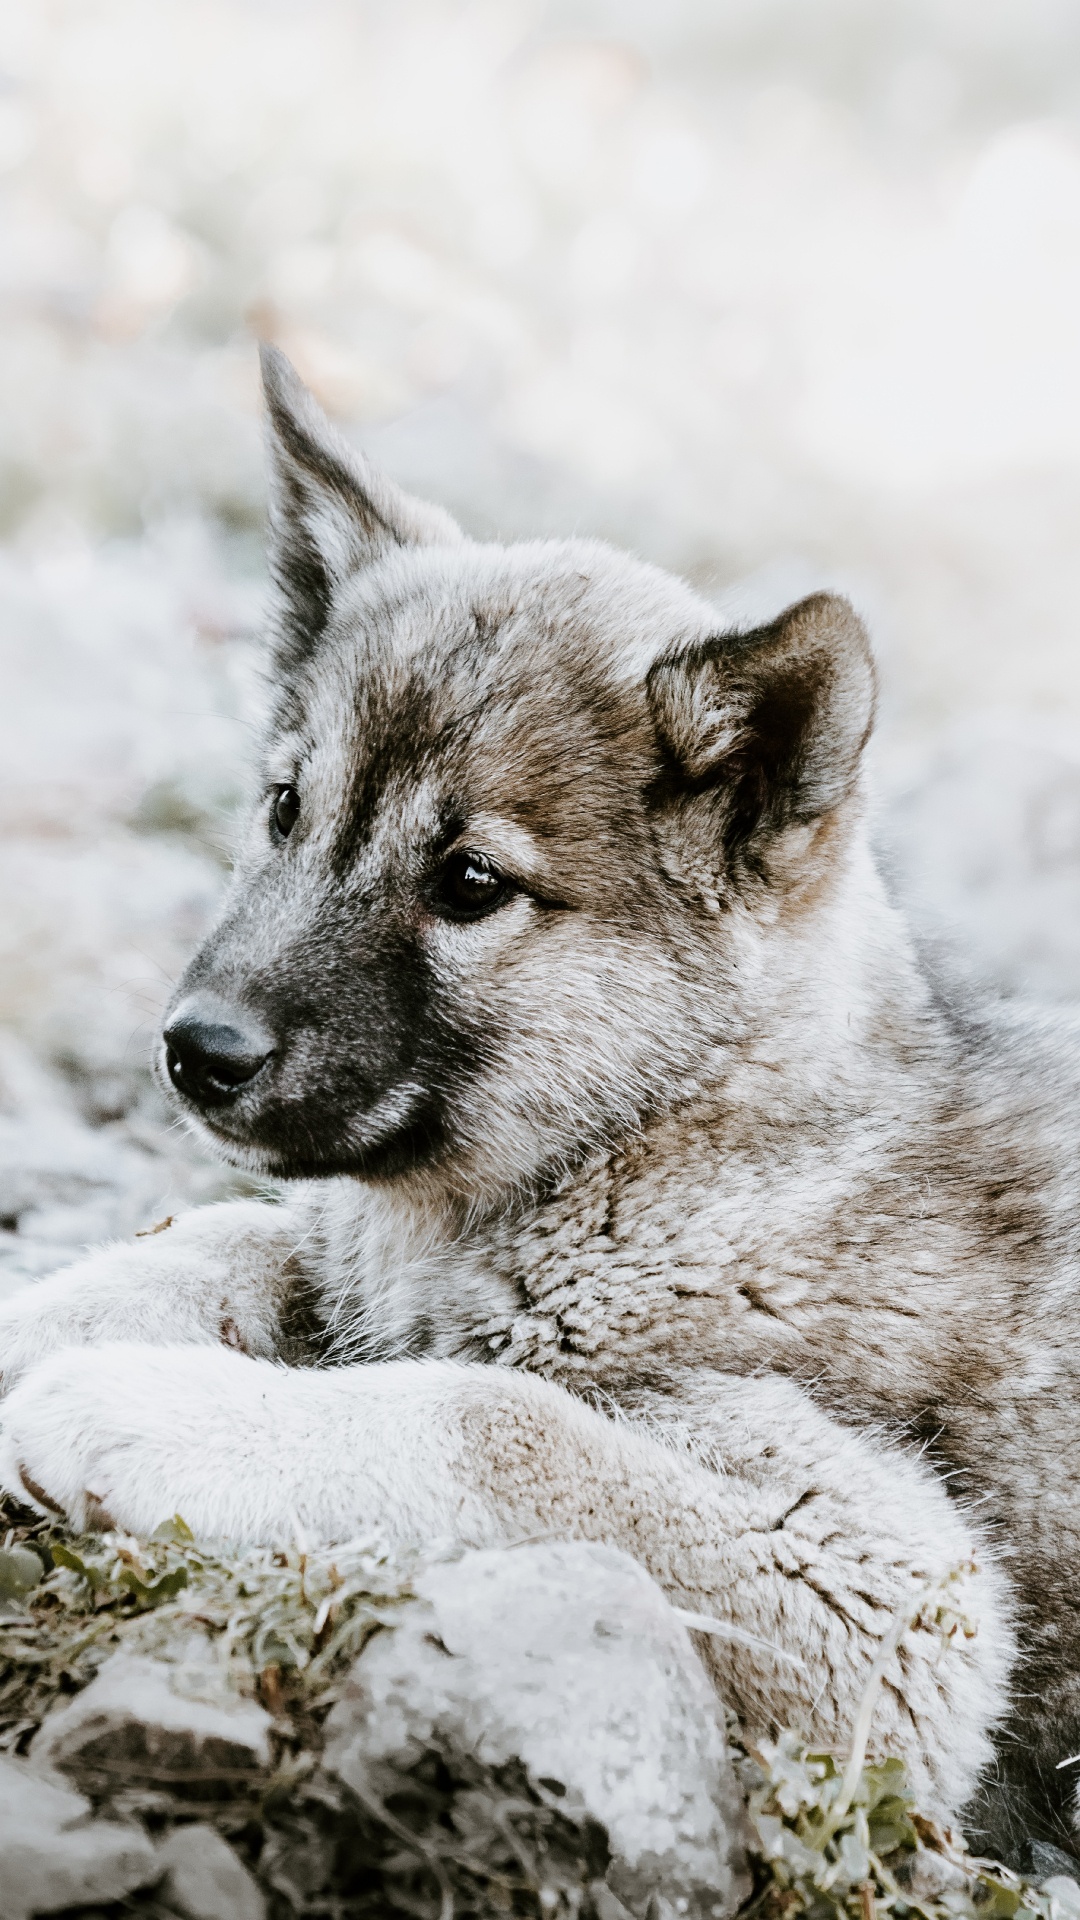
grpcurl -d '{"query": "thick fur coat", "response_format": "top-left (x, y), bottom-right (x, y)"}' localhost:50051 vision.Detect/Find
top-left (2, 348), bottom-right (1075, 1856)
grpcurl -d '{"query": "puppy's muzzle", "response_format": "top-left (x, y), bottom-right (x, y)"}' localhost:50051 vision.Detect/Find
top-left (163, 995), bottom-right (274, 1110)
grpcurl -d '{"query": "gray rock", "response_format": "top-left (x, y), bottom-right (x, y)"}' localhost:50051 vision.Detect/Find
top-left (31, 1648), bottom-right (273, 1790)
top-left (1033, 1844), bottom-right (1080, 1883)
top-left (0, 1752), bottom-right (158, 1920)
top-left (156, 1823), bottom-right (266, 1920)
top-left (323, 1540), bottom-right (749, 1919)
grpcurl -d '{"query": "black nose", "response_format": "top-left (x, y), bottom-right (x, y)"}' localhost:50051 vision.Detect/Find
top-left (163, 997), bottom-right (274, 1109)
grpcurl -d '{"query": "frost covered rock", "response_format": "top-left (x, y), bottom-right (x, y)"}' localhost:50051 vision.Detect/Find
top-left (156, 1823), bottom-right (266, 1920)
top-left (0, 1752), bottom-right (157, 1920)
top-left (323, 1540), bottom-right (749, 1919)
top-left (31, 1648), bottom-right (273, 1789)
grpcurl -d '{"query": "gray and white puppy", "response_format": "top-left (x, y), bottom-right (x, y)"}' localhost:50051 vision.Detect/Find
top-left (7, 346), bottom-right (1079, 1856)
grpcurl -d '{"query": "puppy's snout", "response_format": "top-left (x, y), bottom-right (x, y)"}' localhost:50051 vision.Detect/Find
top-left (163, 995), bottom-right (274, 1109)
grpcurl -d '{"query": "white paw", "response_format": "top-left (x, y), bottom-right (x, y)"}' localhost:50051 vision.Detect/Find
top-left (0, 1204), bottom-right (298, 1403)
top-left (0, 1343), bottom-right (299, 1538)
top-left (0, 1288), bottom-right (80, 1399)
top-left (0, 1343), bottom-right (480, 1548)
top-left (0, 1249), bottom-right (212, 1399)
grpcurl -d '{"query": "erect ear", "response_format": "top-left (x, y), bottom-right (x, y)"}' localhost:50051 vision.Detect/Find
top-left (646, 592), bottom-right (876, 875)
top-left (259, 343), bottom-right (463, 670)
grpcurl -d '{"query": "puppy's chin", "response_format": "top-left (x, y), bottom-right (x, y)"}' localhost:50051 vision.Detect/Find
top-left (168, 1091), bottom-right (449, 1186)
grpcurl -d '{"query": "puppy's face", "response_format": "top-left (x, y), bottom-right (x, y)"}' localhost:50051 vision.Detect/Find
top-left (166, 542), bottom-right (715, 1191)
top-left (161, 351), bottom-right (874, 1201)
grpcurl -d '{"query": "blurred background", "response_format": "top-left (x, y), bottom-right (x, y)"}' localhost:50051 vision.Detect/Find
top-left (4, 0), bottom-right (1080, 1283)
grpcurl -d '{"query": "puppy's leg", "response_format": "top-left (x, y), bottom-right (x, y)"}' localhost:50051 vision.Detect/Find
top-left (0, 1200), bottom-right (319, 1392)
top-left (0, 1348), bottom-right (1012, 1817)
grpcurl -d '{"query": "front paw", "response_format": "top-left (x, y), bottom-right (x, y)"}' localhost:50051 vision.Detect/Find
top-left (0, 1343), bottom-right (287, 1538)
top-left (0, 1205), bottom-right (295, 1404)
top-left (0, 1345), bottom-right (492, 1549)
top-left (0, 1289), bottom-right (75, 1400)
top-left (0, 1251), bottom-right (166, 1399)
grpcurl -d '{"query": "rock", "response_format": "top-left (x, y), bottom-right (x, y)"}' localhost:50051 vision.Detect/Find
top-left (0, 1542), bottom-right (45, 1605)
top-left (1033, 1843), bottom-right (1080, 1882)
top-left (156, 1823), bottom-right (266, 1920)
top-left (0, 1752), bottom-right (158, 1920)
top-left (323, 1540), bottom-right (749, 1919)
top-left (31, 1648), bottom-right (273, 1790)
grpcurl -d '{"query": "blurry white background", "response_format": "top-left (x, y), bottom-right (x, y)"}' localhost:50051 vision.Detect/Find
top-left (3, 0), bottom-right (1080, 1281)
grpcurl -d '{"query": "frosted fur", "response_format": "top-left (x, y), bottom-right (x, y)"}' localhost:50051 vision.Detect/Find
top-left (6, 350), bottom-right (1075, 1853)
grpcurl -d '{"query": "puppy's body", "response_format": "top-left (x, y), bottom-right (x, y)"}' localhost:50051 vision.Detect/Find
top-left (1, 349), bottom-right (1075, 1852)
top-left (291, 905), bottom-right (1080, 1860)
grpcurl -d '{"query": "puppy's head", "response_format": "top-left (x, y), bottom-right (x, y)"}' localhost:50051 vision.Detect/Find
top-left (161, 348), bottom-right (875, 1201)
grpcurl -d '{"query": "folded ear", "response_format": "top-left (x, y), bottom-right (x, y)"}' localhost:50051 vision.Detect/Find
top-left (646, 592), bottom-right (876, 882)
top-left (259, 343), bottom-right (463, 671)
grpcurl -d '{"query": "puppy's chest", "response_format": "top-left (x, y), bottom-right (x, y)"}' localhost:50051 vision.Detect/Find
top-left (478, 1149), bottom-right (827, 1392)
top-left (474, 1135), bottom-right (992, 1410)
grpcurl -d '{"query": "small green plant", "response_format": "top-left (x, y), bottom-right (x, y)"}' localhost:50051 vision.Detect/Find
top-left (736, 1731), bottom-right (1080, 1920)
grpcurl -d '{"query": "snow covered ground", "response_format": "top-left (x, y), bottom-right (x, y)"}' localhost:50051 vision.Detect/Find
top-left (4, 0), bottom-right (1080, 1285)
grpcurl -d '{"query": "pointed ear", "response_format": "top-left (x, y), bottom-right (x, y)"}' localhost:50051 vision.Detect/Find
top-left (646, 592), bottom-right (876, 877)
top-left (259, 343), bottom-right (463, 670)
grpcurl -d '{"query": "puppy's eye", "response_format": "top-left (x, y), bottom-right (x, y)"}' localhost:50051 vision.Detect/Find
top-left (433, 852), bottom-right (513, 921)
top-left (272, 786), bottom-right (301, 839)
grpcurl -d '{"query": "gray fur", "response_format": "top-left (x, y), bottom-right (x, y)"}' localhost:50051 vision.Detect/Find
top-left (3, 352), bottom-right (1078, 1858)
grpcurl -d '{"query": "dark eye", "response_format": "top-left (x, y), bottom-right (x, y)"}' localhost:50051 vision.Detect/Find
top-left (433, 851), bottom-right (513, 921)
top-left (272, 786), bottom-right (301, 838)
